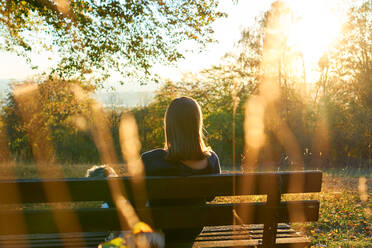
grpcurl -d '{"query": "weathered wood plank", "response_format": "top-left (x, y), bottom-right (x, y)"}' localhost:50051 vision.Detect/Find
top-left (0, 171), bottom-right (322, 204)
top-left (194, 225), bottom-right (311, 248)
top-left (0, 232), bottom-right (106, 248)
top-left (0, 225), bottom-right (309, 248)
top-left (202, 223), bottom-right (291, 232)
top-left (0, 201), bottom-right (318, 235)
top-left (193, 236), bottom-right (310, 248)
top-left (198, 229), bottom-right (300, 238)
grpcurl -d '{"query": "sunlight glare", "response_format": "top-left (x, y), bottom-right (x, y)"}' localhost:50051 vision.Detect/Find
top-left (286, 0), bottom-right (347, 82)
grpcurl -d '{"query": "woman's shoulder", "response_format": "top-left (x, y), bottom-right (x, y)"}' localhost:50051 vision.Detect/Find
top-left (207, 150), bottom-right (219, 160)
top-left (141, 148), bottom-right (167, 159)
top-left (141, 149), bottom-right (177, 176)
top-left (207, 150), bottom-right (221, 173)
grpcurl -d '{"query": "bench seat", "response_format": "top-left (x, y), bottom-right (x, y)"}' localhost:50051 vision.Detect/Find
top-left (0, 171), bottom-right (322, 248)
top-left (193, 224), bottom-right (310, 248)
top-left (0, 232), bottom-right (107, 248)
top-left (0, 224), bottom-right (309, 248)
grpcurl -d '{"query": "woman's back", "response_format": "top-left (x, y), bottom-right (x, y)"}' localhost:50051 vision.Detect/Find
top-left (141, 148), bottom-right (220, 177)
top-left (142, 149), bottom-right (221, 176)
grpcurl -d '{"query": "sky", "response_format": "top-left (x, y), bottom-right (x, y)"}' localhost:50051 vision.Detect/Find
top-left (0, 0), bottom-right (352, 93)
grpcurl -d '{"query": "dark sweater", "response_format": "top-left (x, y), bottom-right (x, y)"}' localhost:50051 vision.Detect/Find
top-left (141, 148), bottom-right (221, 177)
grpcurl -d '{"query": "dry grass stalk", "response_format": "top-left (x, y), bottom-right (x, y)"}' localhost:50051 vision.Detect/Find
top-left (72, 86), bottom-right (148, 245)
top-left (13, 83), bottom-right (85, 247)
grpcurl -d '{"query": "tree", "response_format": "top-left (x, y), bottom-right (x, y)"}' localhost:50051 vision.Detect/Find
top-left (0, 0), bottom-right (225, 83)
top-left (321, 1), bottom-right (372, 165)
top-left (132, 80), bottom-right (178, 152)
top-left (2, 79), bottom-right (100, 164)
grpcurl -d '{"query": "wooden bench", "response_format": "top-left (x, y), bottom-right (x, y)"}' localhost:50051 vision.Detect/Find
top-left (0, 170), bottom-right (322, 248)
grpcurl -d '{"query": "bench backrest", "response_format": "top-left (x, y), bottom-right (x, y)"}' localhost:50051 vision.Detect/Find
top-left (0, 170), bottom-right (322, 247)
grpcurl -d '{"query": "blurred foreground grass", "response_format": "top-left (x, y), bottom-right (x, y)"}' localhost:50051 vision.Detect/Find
top-left (0, 164), bottom-right (370, 247)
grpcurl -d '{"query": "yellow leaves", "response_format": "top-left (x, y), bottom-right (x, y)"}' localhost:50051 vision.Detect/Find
top-left (99, 237), bottom-right (127, 248)
top-left (132, 222), bottom-right (153, 235)
top-left (185, 31), bottom-right (199, 40)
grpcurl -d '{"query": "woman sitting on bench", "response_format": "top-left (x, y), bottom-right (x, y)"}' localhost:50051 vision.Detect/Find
top-left (141, 96), bottom-right (221, 247)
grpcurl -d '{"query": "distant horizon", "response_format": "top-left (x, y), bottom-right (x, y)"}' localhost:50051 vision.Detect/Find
top-left (0, 78), bottom-right (158, 92)
top-left (0, 78), bottom-right (157, 108)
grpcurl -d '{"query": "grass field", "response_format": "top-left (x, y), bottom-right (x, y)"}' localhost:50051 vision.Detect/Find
top-left (0, 164), bottom-right (371, 247)
top-left (304, 173), bottom-right (371, 247)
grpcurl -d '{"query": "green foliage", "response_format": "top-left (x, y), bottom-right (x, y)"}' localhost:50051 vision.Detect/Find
top-left (0, 163), bottom-right (94, 179)
top-left (2, 79), bottom-right (100, 164)
top-left (2, 91), bottom-right (34, 163)
top-left (0, 0), bottom-right (224, 83)
top-left (132, 81), bottom-right (177, 151)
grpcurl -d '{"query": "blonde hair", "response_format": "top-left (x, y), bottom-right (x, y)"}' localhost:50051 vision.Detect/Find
top-left (164, 97), bottom-right (210, 161)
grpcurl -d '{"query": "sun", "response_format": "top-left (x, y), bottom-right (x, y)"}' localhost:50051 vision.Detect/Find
top-left (286, 0), bottom-right (347, 83)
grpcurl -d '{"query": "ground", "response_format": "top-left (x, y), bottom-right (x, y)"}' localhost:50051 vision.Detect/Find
top-left (304, 172), bottom-right (372, 247)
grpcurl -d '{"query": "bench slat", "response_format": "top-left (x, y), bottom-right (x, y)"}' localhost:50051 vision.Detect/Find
top-left (0, 200), bottom-right (318, 235)
top-left (193, 237), bottom-right (311, 248)
top-left (0, 232), bottom-right (106, 248)
top-left (0, 225), bottom-right (309, 248)
top-left (194, 224), bottom-right (311, 247)
top-left (0, 171), bottom-right (322, 204)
